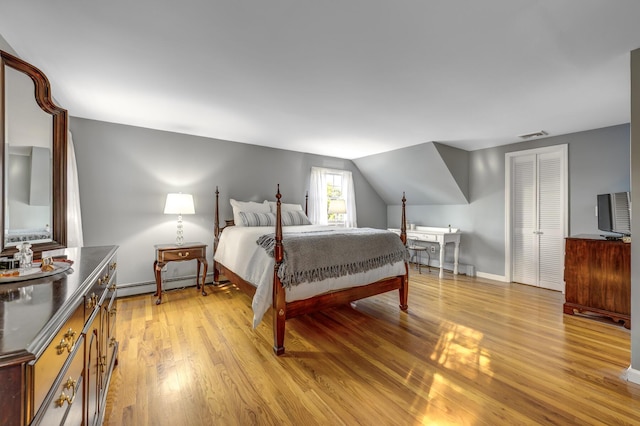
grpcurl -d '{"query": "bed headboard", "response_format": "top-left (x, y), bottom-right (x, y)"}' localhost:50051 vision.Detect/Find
top-left (213, 186), bottom-right (407, 250)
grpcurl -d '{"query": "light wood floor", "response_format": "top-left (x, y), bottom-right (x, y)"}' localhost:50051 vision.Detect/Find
top-left (104, 268), bottom-right (640, 425)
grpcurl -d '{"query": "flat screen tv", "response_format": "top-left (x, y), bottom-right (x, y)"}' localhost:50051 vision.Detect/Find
top-left (597, 192), bottom-right (631, 237)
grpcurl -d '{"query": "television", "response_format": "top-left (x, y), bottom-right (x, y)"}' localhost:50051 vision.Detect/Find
top-left (597, 192), bottom-right (631, 237)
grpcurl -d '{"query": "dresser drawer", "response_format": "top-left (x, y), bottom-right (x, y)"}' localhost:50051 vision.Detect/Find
top-left (104, 287), bottom-right (118, 377)
top-left (157, 245), bottom-right (206, 262)
top-left (31, 334), bottom-right (85, 426)
top-left (31, 301), bottom-right (84, 414)
top-left (84, 261), bottom-right (116, 322)
top-left (84, 262), bottom-right (116, 317)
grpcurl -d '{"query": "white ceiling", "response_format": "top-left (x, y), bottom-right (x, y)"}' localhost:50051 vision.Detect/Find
top-left (2, 1), bottom-right (640, 159)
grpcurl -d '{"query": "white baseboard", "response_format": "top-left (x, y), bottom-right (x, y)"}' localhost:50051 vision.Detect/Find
top-left (117, 273), bottom-right (214, 298)
top-left (475, 271), bottom-right (509, 282)
top-left (414, 258), bottom-right (475, 276)
top-left (626, 366), bottom-right (640, 384)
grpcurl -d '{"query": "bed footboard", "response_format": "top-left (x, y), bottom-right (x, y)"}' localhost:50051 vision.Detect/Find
top-left (271, 186), bottom-right (408, 355)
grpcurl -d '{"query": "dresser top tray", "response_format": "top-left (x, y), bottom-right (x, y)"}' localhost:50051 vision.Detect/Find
top-left (0, 262), bottom-right (71, 284)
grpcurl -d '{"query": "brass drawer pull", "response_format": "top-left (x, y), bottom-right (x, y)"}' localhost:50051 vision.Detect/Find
top-left (86, 292), bottom-right (98, 309)
top-left (56, 328), bottom-right (76, 354)
top-left (109, 307), bottom-right (117, 317)
top-left (109, 283), bottom-right (117, 291)
top-left (110, 261), bottom-right (117, 270)
top-left (55, 378), bottom-right (77, 407)
top-left (64, 328), bottom-right (76, 341)
top-left (56, 339), bottom-right (69, 354)
top-left (178, 251), bottom-right (189, 258)
top-left (99, 355), bottom-right (107, 373)
top-left (109, 336), bottom-right (117, 347)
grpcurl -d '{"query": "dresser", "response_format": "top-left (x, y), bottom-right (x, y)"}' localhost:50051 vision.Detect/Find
top-left (0, 245), bottom-right (118, 426)
top-left (563, 235), bottom-right (630, 328)
top-left (388, 226), bottom-right (461, 278)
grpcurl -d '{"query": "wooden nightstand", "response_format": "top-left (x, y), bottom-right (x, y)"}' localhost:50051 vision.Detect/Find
top-left (154, 242), bottom-right (208, 304)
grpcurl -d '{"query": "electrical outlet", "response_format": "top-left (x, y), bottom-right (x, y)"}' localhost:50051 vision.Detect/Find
top-left (430, 245), bottom-right (436, 253)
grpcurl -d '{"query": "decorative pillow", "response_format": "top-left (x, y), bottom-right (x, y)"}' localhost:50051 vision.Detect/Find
top-left (281, 210), bottom-right (312, 226)
top-left (238, 211), bottom-right (277, 227)
top-left (230, 199), bottom-right (270, 227)
top-left (267, 201), bottom-right (304, 214)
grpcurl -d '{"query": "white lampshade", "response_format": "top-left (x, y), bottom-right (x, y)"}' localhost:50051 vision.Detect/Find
top-left (164, 193), bottom-right (195, 215)
top-left (164, 193), bottom-right (195, 246)
top-left (328, 199), bottom-right (347, 214)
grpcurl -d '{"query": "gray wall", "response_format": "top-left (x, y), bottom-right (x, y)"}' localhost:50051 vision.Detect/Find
top-left (388, 124), bottom-right (630, 277)
top-left (354, 142), bottom-right (469, 205)
top-left (70, 117), bottom-right (386, 291)
top-left (0, 34), bottom-right (17, 55)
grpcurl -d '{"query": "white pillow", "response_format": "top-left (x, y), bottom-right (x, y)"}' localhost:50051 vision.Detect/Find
top-left (238, 211), bottom-right (277, 227)
top-left (281, 210), bottom-right (312, 226)
top-left (230, 199), bottom-right (270, 226)
top-left (267, 201), bottom-right (304, 214)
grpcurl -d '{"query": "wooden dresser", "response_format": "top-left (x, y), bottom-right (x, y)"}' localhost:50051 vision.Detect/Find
top-left (563, 235), bottom-right (630, 328)
top-left (0, 245), bottom-right (118, 426)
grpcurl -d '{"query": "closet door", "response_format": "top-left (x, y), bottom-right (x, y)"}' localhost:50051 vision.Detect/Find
top-left (509, 145), bottom-right (567, 291)
top-left (537, 151), bottom-right (565, 291)
top-left (512, 154), bottom-right (537, 286)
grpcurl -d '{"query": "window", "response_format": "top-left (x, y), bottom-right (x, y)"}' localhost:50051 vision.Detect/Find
top-left (309, 167), bottom-right (357, 227)
top-left (326, 172), bottom-right (345, 225)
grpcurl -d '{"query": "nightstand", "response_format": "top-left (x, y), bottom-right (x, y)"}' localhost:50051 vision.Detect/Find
top-left (154, 242), bottom-right (208, 304)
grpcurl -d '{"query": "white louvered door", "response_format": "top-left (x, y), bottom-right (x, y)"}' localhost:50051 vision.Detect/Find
top-left (537, 151), bottom-right (565, 291)
top-left (510, 146), bottom-right (566, 292)
top-left (512, 154), bottom-right (537, 286)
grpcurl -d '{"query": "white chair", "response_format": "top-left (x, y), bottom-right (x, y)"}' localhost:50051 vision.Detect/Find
top-left (407, 239), bottom-right (430, 274)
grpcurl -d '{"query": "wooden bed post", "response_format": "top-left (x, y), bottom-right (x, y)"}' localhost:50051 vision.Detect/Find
top-left (400, 192), bottom-right (407, 245)
top-left (214, 186), bottom-right (220, 247)
top-left (273, 185), bottom-right (287, 355)
top-left (399, 192), bottom-right (409, 311)
top-left (213, 186), bottom-right (220, 284)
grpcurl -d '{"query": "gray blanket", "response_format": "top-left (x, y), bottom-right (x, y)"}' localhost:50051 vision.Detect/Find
top-left (256, 228), bottom-right (408, 288)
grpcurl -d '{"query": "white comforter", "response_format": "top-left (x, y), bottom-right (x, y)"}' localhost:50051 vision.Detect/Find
top-left (214, 225), bottom-right (406, 327)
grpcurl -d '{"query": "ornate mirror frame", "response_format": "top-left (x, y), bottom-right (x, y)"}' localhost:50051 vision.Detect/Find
top-left (1, 50), bottom-right (67, 258)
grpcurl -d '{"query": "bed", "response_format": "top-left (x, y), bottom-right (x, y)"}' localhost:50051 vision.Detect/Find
top-left (213, 186), bottom-right (409, 355)
top-left (5, 227), bottom-right (52, 244)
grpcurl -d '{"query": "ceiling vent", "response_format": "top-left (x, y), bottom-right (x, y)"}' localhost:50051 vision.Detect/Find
top-left (518, 130), bottom-right (548, 139)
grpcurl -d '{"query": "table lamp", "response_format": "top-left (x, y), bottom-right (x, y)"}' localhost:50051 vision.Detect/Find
top-left (328, 199), bottom-right (347, 226)
top-left (164, 193), bottom-right (195, 246)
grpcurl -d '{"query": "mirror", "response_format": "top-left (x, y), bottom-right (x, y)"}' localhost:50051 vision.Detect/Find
top-left (1, 50), bottom-right (67, 258)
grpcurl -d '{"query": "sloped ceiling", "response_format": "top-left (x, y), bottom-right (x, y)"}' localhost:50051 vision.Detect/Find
top-left (353, 142), bottom-right (469, 205)
top-left (1, 1), bottom-right (640, 159)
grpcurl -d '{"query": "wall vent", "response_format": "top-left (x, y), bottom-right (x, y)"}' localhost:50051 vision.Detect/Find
top-left (518, 130), bottom-right (548, 139)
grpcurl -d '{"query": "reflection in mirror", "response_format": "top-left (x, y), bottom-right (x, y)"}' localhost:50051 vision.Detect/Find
top-left (1, 50), bottom-right (67, 259)
top-left (5, 66), bottom-right (53, 246)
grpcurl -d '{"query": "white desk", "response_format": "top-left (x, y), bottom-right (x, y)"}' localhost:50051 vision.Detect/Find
top-left (389, 226), bottom-right (461, 278)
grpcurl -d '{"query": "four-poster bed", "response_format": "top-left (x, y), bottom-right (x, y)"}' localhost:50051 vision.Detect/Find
top-left (213, 186), bottom-right (409, 355)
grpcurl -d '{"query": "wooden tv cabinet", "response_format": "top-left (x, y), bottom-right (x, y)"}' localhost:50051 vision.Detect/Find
top-left (563, 235), bottom-right (630, 328)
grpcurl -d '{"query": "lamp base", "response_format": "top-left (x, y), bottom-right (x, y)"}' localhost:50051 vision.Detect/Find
top-left (176, 214), bottom-right (184, 246)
